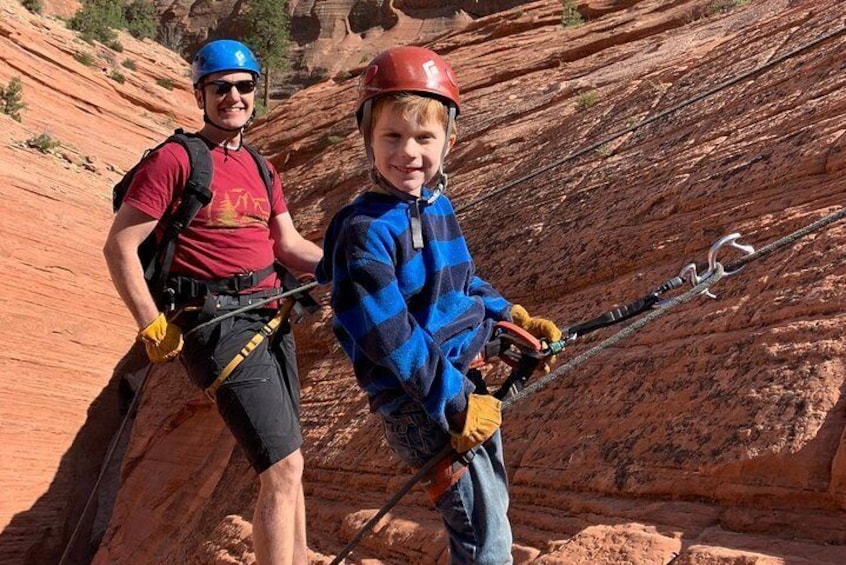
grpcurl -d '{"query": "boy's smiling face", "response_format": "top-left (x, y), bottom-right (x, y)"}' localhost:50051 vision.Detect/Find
top-left (371, 101), bottom-right (449, 198)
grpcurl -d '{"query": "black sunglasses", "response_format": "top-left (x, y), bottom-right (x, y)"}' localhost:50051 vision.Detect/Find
top-left (206, 79), bottom-right (256, 95)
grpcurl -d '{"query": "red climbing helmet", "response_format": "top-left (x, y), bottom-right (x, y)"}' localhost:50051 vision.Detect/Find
top-left (356, 46), bottom-right (461, 126)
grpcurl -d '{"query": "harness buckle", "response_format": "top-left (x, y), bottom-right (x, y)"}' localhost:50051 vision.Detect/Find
top-left (231, 271), bottom-right (256, 292)
top-left (161, 287), bottom-right (177, 312)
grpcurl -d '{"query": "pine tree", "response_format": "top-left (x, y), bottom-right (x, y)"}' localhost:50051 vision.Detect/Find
top-left (1, 77), bottom-right (26, 122)
top-left (242, 0), bottom-right (291, 108)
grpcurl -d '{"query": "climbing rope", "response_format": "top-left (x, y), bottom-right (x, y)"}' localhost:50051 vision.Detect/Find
top-left (58, 363), bottom-right (154, 565)
top-left (721, 206), bottom-right (846, 273)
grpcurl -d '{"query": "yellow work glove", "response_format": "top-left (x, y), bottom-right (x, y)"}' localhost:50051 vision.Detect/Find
top-left (510, 304), bottom-right (562, 371)
top-left (137, 312), bottom-right (184, 364)
top-left (450, 393), bottom-right (502, 453)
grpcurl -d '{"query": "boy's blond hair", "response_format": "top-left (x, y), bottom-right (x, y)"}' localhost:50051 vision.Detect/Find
top-left (370, 93), bottom-right (458, 137)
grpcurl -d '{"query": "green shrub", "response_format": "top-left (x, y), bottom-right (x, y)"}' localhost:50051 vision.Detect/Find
top-left (109, 70), bottom-right (126, 83)
top-left (122, 58), bottom-right (137, 70)
top-left (561, 0), bottom-right (584, 28)
top-left (68, 0), bottom-right (125, 44)
top-left (21, 0), bottom-right (43, 14)
top-left (26, 133), bottom-right (61, 153)
top-left (124, 0), bottom-right (157, 39)
top-left (155, 77), bottom-right (174, 90)
top-left (1, 77), bottom-right (26, 122)
top-left (575, 91), bottom-right (598, 111)
top-left (74, 51), bottom-right (96, 66)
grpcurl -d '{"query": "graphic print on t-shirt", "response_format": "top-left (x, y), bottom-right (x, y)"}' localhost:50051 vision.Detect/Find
top-left (209, 187), bottom-right (270, 228)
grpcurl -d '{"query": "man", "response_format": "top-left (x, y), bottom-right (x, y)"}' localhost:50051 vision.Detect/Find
top-left (103, 39), bottom-right (321, 565)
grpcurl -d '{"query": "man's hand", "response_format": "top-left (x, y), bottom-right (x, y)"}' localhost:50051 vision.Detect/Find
top-left (450, 393), bottom-right (502, 453)
top-left (137, 312), bottom-right (183, 363)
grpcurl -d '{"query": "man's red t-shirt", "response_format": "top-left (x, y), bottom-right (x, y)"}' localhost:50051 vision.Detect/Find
top-left (123, 140), bottom-right (287, 291)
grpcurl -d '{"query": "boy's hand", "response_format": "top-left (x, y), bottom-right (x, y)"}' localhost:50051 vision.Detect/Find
top-left (450, 393), bottom-right (502, 453)
top-left (137, 313), bottom-right (183, 363)
top-left (510, 304), bottom-right (562, 342)
top-left (510, 304), bottom-right (562, 371)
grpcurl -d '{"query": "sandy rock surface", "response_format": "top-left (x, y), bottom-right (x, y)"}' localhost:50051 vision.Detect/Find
top-left (1, 0), bottom-right (845, 564)
top-left (0, 1), bottom-right (200, 561)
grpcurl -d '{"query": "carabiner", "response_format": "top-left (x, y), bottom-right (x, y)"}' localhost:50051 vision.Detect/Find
top-left (707, 232), bottom-right (755, 276)
top-left (677, 233), bottom-right (754, 298)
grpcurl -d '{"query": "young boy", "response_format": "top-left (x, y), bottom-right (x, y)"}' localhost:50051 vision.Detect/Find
top-left (315, 46), bottom-right (561, 563)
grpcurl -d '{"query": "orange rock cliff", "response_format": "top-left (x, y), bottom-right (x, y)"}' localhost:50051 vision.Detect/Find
top-left (1, 0), bottom-right (844, 563)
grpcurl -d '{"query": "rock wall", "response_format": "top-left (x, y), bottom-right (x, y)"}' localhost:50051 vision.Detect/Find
top-left (149, 0), bottom-right (537, 95)
top-left (97, 0), bottom-right (846, 563)
top-left (2, 0), bottom-right (845, 563)
top-left (0, 1), bottom-right (201, 562)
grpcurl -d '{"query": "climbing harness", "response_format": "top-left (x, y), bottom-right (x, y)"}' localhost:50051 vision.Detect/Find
top-left (329, 200), bottom-right (846, 563)
top-left (183, 279), bottom-right (320, 338)
top-left (203, 298), bottom-right (297, 401)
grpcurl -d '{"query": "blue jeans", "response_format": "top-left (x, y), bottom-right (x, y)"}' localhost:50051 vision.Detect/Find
top-left (382, 401), bottom-right (513, 564)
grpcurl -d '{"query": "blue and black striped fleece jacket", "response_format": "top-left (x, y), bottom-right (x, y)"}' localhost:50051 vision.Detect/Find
top-left (315, 190), bottom-right (512, 432)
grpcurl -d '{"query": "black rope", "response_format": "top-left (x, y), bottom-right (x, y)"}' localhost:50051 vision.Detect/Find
top-left (58, 364), bottom-right (154, 565)
top-left (724, 206), bottom-right (846, 273)
top-left (505, 264), bottom-right (724, 407)
top-left (455, 24), bottom-right (846, 215)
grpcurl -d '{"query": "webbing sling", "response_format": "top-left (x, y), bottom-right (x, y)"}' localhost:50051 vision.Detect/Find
top-left (203, 298), bottom-right (296, 401)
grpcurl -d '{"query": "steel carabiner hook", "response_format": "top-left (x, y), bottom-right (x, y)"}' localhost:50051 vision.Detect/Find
top-left (707, 232), bottom-right (755, 276)
top-left (676, 233), bottom-right (754, 298)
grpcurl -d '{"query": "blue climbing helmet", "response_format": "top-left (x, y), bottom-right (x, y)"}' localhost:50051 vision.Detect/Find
top-left (191, 39), bottom-right (261, 86)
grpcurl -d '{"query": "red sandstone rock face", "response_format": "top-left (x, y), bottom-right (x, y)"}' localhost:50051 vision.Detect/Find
top-left (0, 1), bottom-right (201, 562)
top-left (149, 0), bottom-right (534, 94)
top-left (3, 0), bottom-right (846, 563)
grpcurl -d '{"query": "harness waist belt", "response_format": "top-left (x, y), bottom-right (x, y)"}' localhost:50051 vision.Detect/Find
top-left (168, 264), bottom-right (276, 299)
top-left (212, 289), bottom-right (283, 310)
